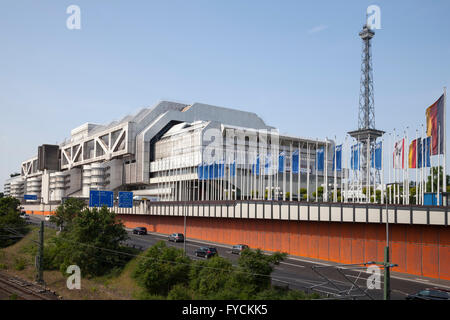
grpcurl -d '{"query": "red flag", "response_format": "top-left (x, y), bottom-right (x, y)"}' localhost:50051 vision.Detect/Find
top-left (426, 94), bottom-right (444, 155)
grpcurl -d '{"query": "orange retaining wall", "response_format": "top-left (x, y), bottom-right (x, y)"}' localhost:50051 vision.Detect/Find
top-left (118, 214), bottom-right (450, 281)
top-left (26, 210), bottom-right (55, 216)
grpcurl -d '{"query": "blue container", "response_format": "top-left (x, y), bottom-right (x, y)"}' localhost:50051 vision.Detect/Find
top-left (424, 193), bottom-right (442, 206)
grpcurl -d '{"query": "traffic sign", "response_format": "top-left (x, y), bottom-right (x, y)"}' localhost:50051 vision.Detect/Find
top-left (118, 192), bottom-right (133, 208)
top-left (24, 194), bottom-right (38, 200)
top-left (89, 190), bottom-right (114, 208)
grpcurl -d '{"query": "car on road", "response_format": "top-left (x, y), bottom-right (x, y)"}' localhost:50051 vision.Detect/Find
top-left (45, 215), bottom-right (51, 221)
top-left (19, 212), bottom-right (30, 220)
top-left (195, 247), bottom-right (218, 259)
top-left (231, 244), bottom-right (249, 255)
top-left (168, 233), bottom-right (184, 242)
top-left (406, 288), bottom-right (450, 300)
top-left (132, 227), bottom-right (147, 235)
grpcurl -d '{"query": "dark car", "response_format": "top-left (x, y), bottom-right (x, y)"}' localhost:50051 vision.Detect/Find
top-left (132, 227), bottom-right (147, 235)
top-left (168, 233), bottom-right (184, 242)
top-left (195, 247), bottom-right (218, 259)
top-left (231, 244), bottom-right (249, 255)
top-left (406, 288), bottom-right (450, 300)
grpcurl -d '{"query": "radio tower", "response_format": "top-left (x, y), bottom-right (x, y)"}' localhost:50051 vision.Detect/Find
top-left (348, 23), bottom-right (384, 201)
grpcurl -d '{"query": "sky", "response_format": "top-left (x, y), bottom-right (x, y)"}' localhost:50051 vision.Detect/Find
top-left (0, 0), bottom-right (449, 191)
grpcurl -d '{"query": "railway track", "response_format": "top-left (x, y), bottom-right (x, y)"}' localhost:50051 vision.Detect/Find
top-left (0, 272), bottom-right (59, 300)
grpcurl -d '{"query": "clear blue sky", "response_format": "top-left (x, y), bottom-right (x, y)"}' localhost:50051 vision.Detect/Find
top-left (0, 0), bottom-right (449, 190)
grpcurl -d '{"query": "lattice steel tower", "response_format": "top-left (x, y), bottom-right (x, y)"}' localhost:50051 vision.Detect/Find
top-left (359, 24), bottom-right (375, 130)
top-left (348, 24), bottom-right (384, 199)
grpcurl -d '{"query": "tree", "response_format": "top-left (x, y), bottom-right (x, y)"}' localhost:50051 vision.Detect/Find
top-left (189, 256), bottom-right (234, 299)
top-left (46, 206), bottom-right (129, 276)
top-left (133, 241), bottom-right (191, 296)
top-left (426, 166), bottom-right (450, 192)
top-left (0, 197), bottom-right (28, 248)
top-left (312, 186), bottom-right (324, 201)
top-left (234, 249), bottom-right (286, 294)
top-left (0, 192), bottom-right (4, 199)
top-left (51, 198), bottom-right (86, 230)
top-left (298, 188), bottom-right (307, 201)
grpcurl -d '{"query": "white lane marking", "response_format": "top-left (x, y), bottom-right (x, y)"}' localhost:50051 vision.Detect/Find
top-left (279, 262), bottom-right (305, 268)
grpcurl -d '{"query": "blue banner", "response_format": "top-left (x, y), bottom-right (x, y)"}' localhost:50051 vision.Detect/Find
top-left (230, 161), bottom-right (236, 177)
top-left (371, 142), bottom-right (382, 170)
top-left (421, 137), bottom-right (431, 168)
top-left (204, 163), bottom-right (210, 180)
top-left (351, 144), bottom-right (359, 170)
top-left (316, 147), bottom-right (324, 171)
top-left (252, 156), bottom-right (260, 176)
top-left (278, 152), bottom-right (285, 173)
top-left (197, 163), bottom-right (204, 180)
top-left (292, 150), bottom-right (299, 174)
top-left (332, 145), bottom-right (342, 172)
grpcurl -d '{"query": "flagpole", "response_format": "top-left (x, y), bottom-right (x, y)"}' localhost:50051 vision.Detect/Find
top-left (307, 142), bottom-right (310, 202)
top-left (421, 126), bottom-right (424, 205)
top-left (316, 139), bottom-right (318, 202)
top-left (298, 142), bottom-right (301, 202)
top-left (289, 142), bottom-right (293, 201)
top-left (358, 136), bottom-right (361, 203)
top-left (334, 136), bottom-right (337, 202)
top-left (438, 125), bottom-right (441, 206)
top-left (325, 138), bottom-right (328, 202)
top-left (381, 137), bottom-right (384, 204)
top-left (367, 135), bottom-right (370, 203)
top-left (444, 87), bottom-right (447, 201)
top-left (406, 128), bottom-right (410, 205)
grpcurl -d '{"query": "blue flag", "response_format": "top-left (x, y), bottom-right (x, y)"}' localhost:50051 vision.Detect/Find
top-left (252, 156), bottom-right (260, 176)
top-left (208, 162), bottom-right (214, 180)
top-left (370, 141), bottom-right (382, 170)
top-left (316, 147), bottom-right (324, 171)
top-left (332, 145), bottom-right (342, 171)
top-left (230, 161), bottom-right (236, 177)
top-left (278, 152), bottom-right (285, 173)
top-left (351, 144), bottom-right (359, 170)
top-left (198, 163), bottom-right (204, 180)
top-left (292, 150), bottom-right (299, 174)
top-left (421, 137), bottom-right (431, 168)
top-left (203, 162), bottom-right (209, 180)
top-left (213, 162), bottom-right (219, 179)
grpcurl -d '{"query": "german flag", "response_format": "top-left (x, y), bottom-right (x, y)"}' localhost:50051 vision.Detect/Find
top-left (426, 94), bottom-right (444, 155)
top-left (408, 139), bottom-right (417, 168)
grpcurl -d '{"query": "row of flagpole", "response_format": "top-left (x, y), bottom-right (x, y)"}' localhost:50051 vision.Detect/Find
top-left (152, 89), bottom-right (446, 206)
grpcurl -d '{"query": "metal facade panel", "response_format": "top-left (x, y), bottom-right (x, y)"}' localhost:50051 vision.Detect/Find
top-left (429, 210), bottom-right (445, 225)
top-left (397, 209), bottom-right (410, 224)
top-left (412, 210), bottom-right (427, 224)
top-left (281, 204), bottom-right (289, 220)
top-left (262, 204), bottom-right (270, 219)
top-left (343, 207), bottom-right (353, 222)
top-left (368, 208), bottom-right (380, 223)
top-left (290, 203), bottom-right (299, 221)
top-left (331, 206), bottom-right (341, 221)
top-left (272, 204), bottom-right (280, 220)
top-left (319, 205), bottom-right (330, 221)
top-left (355, 207), bottom-right (366, 222)
top-left (310, 205), bottom-right (319, 221)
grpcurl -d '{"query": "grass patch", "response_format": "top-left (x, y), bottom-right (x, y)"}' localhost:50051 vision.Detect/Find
top-left (13, 257), bottom-right (27, 271)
